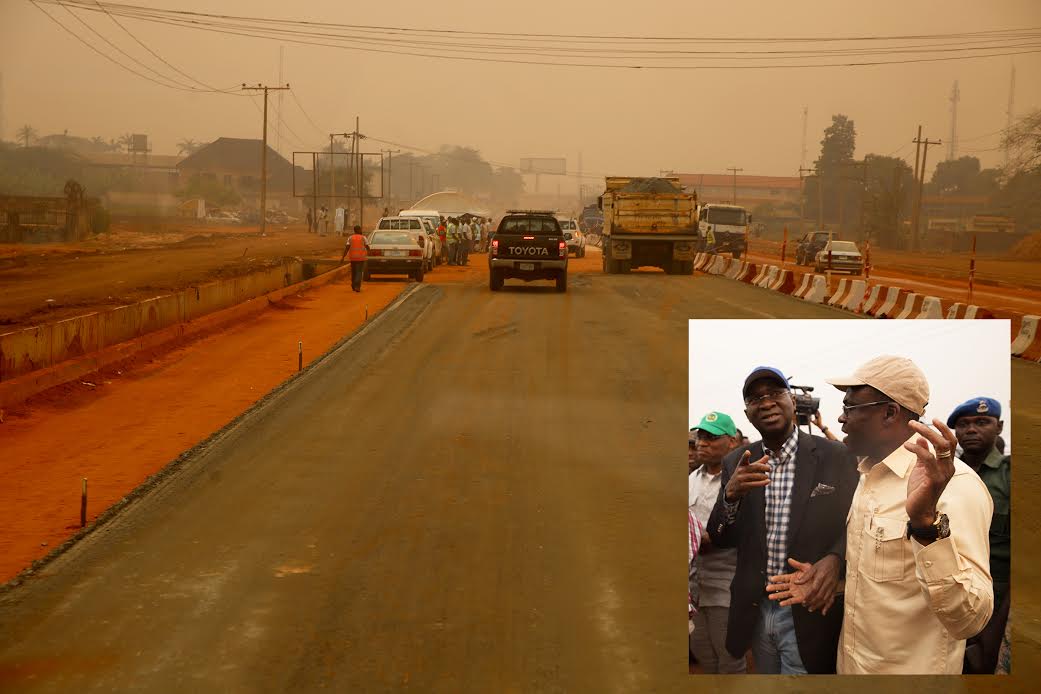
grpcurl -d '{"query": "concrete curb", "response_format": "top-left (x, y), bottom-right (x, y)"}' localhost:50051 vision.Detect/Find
top-left (0, 262), bottom-right (356, 409)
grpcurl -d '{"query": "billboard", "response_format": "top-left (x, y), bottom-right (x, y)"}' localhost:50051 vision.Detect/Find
top-left (520, 157), bottom-right (566, 175)
top-left (131, 134), bottom-right (148, 153)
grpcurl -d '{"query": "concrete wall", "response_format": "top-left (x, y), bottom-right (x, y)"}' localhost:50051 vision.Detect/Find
top-left (0, 260), bottom-right (304, 383)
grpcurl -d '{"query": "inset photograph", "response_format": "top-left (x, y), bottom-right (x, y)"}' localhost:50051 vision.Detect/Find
top-left (687, 319), bottom-right (1010, 675)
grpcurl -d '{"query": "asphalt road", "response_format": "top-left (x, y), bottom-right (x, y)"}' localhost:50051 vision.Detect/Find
top-left (0, 263), bottom-right (1036, 693)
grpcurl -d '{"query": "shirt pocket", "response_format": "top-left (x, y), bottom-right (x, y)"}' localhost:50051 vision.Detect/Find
top-left (863, 515), bottom-right (908, 583)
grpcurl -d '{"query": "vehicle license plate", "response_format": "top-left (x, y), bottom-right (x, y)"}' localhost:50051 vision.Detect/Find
top-left (519, 262), bottom-right (535, 271)
top-left (388, 250), bottom-right (405, 257)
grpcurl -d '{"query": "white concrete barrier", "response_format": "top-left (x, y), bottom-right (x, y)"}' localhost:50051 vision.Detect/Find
top-left (792, 273), bottom-right (813, 299)
top-left (842, 279), bottom-right (868, 313)
top-left (751, 264), bottom-right (769, 285)
top-left (916, 296), bottom-right (944, 319)
top-left (895, 293), bottom-right (923, 319)
top-left (1011, 315), bottom-right (1040, 357)
top-left (861, 285), bottom-right (883, 314)
top-left (871, 287), bottom-right (906, 317)
top-left (803, 275), bottom-right (828, 304)
top-left (828, 278), bottom-right (850, 307)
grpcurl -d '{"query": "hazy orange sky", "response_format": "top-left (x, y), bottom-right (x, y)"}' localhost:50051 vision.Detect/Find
top-left (2, 0), bottom-right (1039, 191)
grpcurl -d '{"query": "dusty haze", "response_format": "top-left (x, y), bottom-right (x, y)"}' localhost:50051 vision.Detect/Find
top-left (2, 0), bottom-right (1040, 189)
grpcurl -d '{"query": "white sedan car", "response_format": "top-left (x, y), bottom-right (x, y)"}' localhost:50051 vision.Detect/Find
top-left (373, 216), bottom-right (435, 273)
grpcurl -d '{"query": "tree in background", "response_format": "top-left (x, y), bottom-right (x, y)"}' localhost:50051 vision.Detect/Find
top-left (862, 154), bottom-right (914, 249)
top-left (1003, 109), bottom-right (1041, 176)
top-left (116, 133), bottom-right (134, 154)
top-left (928, 156), bottom-right (1001, 196)
top-left (804, 114), bottom-right (857, 224)
top-left (176, 139), bottom-right (207, 156)
top-left (991, 109), bottom-right (1041, 233)
top-left (17, 124), bottom-right (37, 148)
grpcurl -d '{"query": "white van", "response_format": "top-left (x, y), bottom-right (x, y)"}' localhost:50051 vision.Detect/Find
top-left (398, 209), bottom-right (443, 265)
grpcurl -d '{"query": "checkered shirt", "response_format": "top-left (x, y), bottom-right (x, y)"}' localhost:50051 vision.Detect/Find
top-left (763, 428), bottom-right (799, 578)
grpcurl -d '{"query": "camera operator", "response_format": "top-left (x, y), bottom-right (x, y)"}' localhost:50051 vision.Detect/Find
top-left (812, 411), bottom-right (839, 442)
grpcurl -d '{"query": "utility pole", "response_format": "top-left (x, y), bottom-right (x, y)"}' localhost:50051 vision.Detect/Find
top-left (800, 106), bottom-right (808, 171)
top-left (242, 83), bottom-right (290, 234)
top-left (329, 133), bottom-right (336, 223)
top-left (912, 131), bottom-right (942, 252)
top-left (353, 117), bottom-right (365, 230)
top-left (381, 149), bottom-right (399, 202)
top-left (910, 125), bottom-right (923, 251)
top-left (727, 167), bottom-right (743, 204)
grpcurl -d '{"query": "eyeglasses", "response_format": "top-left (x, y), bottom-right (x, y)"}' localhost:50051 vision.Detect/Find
top-left (841, 400), bottom-right (891, 415)
top-left (744, 389), bottom-right (790, 408)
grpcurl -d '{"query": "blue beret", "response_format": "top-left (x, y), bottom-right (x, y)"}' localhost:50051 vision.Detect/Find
top-left (947, 397), bottom-right (1002, 428)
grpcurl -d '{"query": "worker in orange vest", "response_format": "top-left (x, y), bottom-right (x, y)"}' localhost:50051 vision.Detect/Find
top-left (346, 224), bottom-right (369, 292)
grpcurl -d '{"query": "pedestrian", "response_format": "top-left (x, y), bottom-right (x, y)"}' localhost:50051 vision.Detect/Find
top-left (689, 509), bottom-right (702, 642)
top-left (771, 356), bottom-right (994, 674)
top-left (947, 397), bottom-right (1009, 674)
top-left (447, 217), bottom-right (459, 265)
top-left (688, 412), bottom-right (746, 674)
top-left (320, 206), bottom-right (329, 236)
top-left (438, 218), bottom-right (448, 264)
top-left (306, 207), bottom-right (313, 233)
top-left (345, 224), bottom-right (369, 292)
top-left (461, 218), bottom-right (472, 265)
top-left (707, 366), bottom-right (859, 675)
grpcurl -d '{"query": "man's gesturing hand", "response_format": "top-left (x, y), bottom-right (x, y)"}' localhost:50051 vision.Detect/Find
top-left (724, 450), bottom-right (771, 502)
top-left (766, 555), bottom-right (842, 615)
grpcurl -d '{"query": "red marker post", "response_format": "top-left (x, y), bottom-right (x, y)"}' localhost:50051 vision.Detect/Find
top-left (780, 226), bottom-right (788, 266)
top-left (864, 240), bottom-right (871, 281)
top-left (968, 234), bottom-right (977, 303)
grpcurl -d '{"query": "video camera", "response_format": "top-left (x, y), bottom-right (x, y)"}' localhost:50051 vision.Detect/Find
top-left (790, 384), bottom-right (821, 428)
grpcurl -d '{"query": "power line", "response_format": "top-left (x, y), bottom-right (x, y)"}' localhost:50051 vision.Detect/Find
top-left (38, 1), bottom-right (1041, 70)
top-left (88, 0), bottom-right (245, 95)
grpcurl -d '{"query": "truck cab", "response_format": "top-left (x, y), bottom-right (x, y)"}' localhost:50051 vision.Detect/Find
top-left (697, 204), bottom-right (750, 259)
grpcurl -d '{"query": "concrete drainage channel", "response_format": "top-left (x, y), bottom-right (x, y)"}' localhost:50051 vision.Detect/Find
top-left (0, 257), bottom-right (349, 408)
top-left (693, 252), bottom-right (1041, 361)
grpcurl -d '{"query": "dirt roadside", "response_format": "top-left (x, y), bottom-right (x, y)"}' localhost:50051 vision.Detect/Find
top-left (0, 224), bottom-right (347, 330)
top-left (0, 270), bottom-right (416, 584)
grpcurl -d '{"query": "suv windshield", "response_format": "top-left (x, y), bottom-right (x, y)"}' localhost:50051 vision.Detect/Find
top-left (498, 217), bottom-right (561, 235)
top-left (706, 208), bottom-right (747, 226)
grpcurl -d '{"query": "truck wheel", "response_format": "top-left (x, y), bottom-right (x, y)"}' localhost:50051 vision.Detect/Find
top-left (490, 268), bottom-right (504, 291)
top-left (619, 260), bottom-right (631, 274)
top-left (732, 248), bottom-right (743, 260)
top-left (556, 271), bottom-right (567, 292)
top-left (604, 255), bottom-right (617, 274)
top-left (579, 247), bottom-right (585, 258)
top-left (413, 266), bottom-right (425, 282)
top-left (363, 271), bottom-right (371, 281)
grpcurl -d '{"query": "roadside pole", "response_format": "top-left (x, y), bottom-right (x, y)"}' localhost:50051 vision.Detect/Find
top-left (780, 226), bottom-right (788, 266)
top-left (968, 233), bottom-right (977, 302)
top-left (864, 240), bottom-right (871, 281)
top-left (826, 229), bottom-right (833, 288)
top-left (242, 83), bottom-right (290, 235)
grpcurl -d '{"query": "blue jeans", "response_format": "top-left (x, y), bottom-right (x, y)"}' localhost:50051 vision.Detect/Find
top-left (752, 600), bottom-right (807, 674)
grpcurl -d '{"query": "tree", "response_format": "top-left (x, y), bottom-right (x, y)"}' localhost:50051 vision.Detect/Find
top-left (17, 124), bottom-right (37, 148)
top-left (176, 173), bottom-right (241, 207)
top-left (929, 156), bottom-right (1001, 196)
top-left (862, 154), bottom-right (914, 249)
top-left (116, 133), bottom-right (134, 154)
top-left (804, 114), bottom-right (858, 224)
top-left (1003, 108), bottom-right (1041, 176)
top-left (176, 138), bottom-right (208, 156)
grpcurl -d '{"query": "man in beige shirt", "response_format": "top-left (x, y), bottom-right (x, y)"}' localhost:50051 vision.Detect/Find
top-left (768, 355), bottom-right (993, 674)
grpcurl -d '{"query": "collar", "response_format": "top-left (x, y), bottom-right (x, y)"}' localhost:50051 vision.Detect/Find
top-left (693, 463), bottom-right (723, 479)
top-left (981, 446), bottom-right (1005, 470)
top-left (871, 433), bottom-right (920, 479)
top-left (764, 427), bottom-right (799, 463)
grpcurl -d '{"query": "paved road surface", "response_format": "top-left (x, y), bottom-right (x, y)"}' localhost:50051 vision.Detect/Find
top-left (1, 265), bottom-right (1037, 693)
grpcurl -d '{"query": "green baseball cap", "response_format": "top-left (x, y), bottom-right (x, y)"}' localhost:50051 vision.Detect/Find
top-left (692, 411), bottom-right (737, 437)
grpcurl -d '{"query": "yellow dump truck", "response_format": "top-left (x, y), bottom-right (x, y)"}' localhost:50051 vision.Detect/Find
top-left (598, 177), bottom-right (699, 274)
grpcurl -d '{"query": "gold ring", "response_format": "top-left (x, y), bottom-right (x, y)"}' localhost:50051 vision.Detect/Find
top-left (936, 448), bottom-right (953, 459)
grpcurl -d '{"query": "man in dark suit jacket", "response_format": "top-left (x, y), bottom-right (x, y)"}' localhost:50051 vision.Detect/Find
top-left (708, 366), bottom-right (859, 674)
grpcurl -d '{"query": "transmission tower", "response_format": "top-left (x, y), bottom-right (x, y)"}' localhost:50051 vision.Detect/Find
top-left (0, 72), bottom-right (5, 144)
top-left (800, 106), bottom-right (808, 170)
top-left (1005, 65), bottom-right (1016, 167)
top-left (947, 80), bottom-right (960, 160)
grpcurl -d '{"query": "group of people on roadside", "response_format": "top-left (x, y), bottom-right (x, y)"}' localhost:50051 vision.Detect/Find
top-left (688, 356), bottom-right (1011, 675)
top-left (435, 216), bottom-right (493, 266)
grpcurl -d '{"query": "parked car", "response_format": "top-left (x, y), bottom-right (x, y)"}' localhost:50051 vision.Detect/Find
top-left (814, 240), bottom-right (864, 274)
top-left (796, 231), bottom-right (832, 266)
top-left (558, 218), bottom-right (586, 257)
top-left (373, 216), bottom-right (434, 273)
top-left (420, 218), bottom-right (443, 269)
top-left (366, 227), bottom-right (427, 282)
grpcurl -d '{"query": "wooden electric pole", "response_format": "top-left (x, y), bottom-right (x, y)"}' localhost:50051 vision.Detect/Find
top-left (912, 131), bottom-right (942, 252)
top-left (727, 167), bottom-right (744, 204)
top-left (242, 83), bottom-right (290, 234)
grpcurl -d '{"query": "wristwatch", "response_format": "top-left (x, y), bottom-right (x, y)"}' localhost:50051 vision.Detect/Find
top-left (906, 513), bottom-right (950, 542)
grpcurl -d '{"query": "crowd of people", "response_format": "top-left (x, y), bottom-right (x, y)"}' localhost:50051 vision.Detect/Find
top-left (688, 356), bottom-right (1011, 675)
top-left (435, 216), bottom-right (492, 266)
